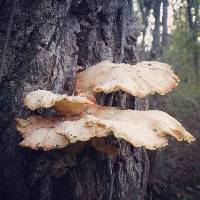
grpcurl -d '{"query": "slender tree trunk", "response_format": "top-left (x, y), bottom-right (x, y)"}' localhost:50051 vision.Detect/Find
top-left (186, 0), bottom-right (193, 29)
top-left (186, 0), bottom-right (199, 83)
top-left (161, 0), bottom-right (169, 46)
top-left (138, 0), bottom-right (151, 53)
top-left (151, 0), bottom-right (161, 58)
top-left (0, 1), bottom-right (149, 200)
top-left (193, 2), bottom-right (200, 83)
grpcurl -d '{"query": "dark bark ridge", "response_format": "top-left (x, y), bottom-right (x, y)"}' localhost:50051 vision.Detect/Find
top-left (0, 1), bottom-right (149, 200)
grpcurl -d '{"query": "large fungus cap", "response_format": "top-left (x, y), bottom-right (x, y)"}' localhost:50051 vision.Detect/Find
top-left (75, 60), bottom-right (179, 99)
top-left (86, 106), bottom-right (195, 144)
top-left (16, 103), bottom-right (195, 151)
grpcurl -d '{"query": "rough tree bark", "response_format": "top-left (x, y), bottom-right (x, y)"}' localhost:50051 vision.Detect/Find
top-left (0, 1), bottom-right (149, 200)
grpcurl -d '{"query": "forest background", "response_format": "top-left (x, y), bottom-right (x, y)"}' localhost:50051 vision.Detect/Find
top-left (133, 0), bottom-right (200, 199)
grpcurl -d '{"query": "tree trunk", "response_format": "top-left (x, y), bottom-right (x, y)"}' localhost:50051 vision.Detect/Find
top-left (138, 0), bottom-right (151, 54)
top-left (186, 0), bottom-right (200, 83)
top-left (151, 0), bottom-right (161, 58)
top-left (161, 0), bottom-right (168, 46)
top-left (0, 1), bottom-right (149, 200)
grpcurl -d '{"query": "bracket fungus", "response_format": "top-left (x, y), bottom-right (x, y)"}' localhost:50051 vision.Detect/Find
top-left (16, 61), bottom-right (195, 154)
top-left (16, 117), bottom-right (69, 150)
top-left (75, 60), bottom-right (179, 100)
top-left (24, 89), bottom-right (94, 114)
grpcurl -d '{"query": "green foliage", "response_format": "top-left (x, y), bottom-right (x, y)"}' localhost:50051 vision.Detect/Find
top-left (163, 84), bottom-right (200, 120)
top-left (160, 7), bottom-right (200, 123)
top-left (162, 25), bottom-right (199, 83)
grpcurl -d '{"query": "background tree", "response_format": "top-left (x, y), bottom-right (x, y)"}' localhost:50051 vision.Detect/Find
top-left (136, 0), bottom-right (170, 59)
top-left (0, 0), bottom-right (149, 200)
top-left (137, 0), bottom-right (152, 51)
top-left (186, 0), bottom-right (200, 82)
top-left (151, 0), bottom-right (162, 57)
top-left (161, 0), bottom-right (169, 46)
top-left (134, 0), bottom-right (200, 199)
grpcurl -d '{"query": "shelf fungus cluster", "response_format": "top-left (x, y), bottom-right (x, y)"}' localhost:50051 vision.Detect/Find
top-left (16, 61), bottom-right (195, 154)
